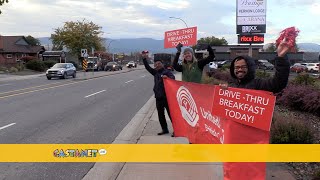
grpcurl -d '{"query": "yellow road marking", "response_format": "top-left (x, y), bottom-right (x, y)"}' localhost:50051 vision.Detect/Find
top-left (0, 80), bottom-right (73, 95)
top-left (0, 79), bottom-right (95, 99)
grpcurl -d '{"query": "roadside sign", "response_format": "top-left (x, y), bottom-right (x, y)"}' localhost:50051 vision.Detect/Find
top-left (82, 59), bottom-right (88, 71)
top-left (238, 34), bottom-right (264, 44)
top-left (236, 0), bottom-right (267, 34)
top-left (81, 49), bottom-right (87, 57)
top-left (164, 26), bottom-right (197, 49)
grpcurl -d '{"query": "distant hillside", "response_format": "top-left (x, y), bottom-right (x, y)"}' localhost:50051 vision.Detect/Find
top-left (298, 43), bottom-right (320, 52)
top-left (38, 37), bottom-right (176, 54)
top-left (39, 37), bottom-right (320, 54)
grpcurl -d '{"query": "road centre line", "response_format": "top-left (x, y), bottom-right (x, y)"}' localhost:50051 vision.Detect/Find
top-left (0, 123), bottom-right (16, 131)
top-left (125, 80), bottom-right (134, 84)
top-left (0, 84), bottom-right (12, 87)
top-left (0, 70), bottom-right (139, 99)
top-left (141, 75), bottom-right (146, 78)
top-left (0, 80), bottom-right (72, 95)
top-left (85, 90), bottom-right (106, 98)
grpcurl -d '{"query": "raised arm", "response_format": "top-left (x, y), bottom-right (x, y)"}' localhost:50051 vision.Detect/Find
top-left (198, 45), bottom-right (215, 70)
top-left (142, 55), bottom-right (156, 76)
top-left (254, 40), bottom-right (291, 93)
top-left (173, 51), bottom-right (183, 72)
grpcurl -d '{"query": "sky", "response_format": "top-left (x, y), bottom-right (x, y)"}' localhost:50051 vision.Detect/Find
top-left (0, 0), bottom-right (320, 45)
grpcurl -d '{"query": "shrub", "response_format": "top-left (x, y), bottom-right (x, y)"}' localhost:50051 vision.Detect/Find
top-left (277, 85), bottom-right (320, 116)
top-left (15, 64), bottom-right (25, 71)
top-left (20, 56), bottom-right (37, 63)
top-left (256, 70), bottom-right (271, 79)
top-left (202, 76), bottom-right (227, 85)
top-left (210, 69), bottom-right (233, 83)
top-left (292, 73), bottom-right (316, 86)
top-left (26, 60), bottom-right (46, 72)
top-left (271, 113), bottom-right (315, 144)
top-left (313, 169), bottom-right (320, 180)
top-left (9, 67), bottom-right (18, 73)
top-left (0, 66), bottom-right (7, 71)
top-left (43, 61), bottom-right (56, 69)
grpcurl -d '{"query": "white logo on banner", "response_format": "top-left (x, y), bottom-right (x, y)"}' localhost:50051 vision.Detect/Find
top-left (176, 86), bottom-right (199, 127)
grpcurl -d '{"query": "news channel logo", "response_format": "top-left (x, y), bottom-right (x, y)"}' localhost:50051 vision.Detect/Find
top-left (53, 148), bottom-right (107, 158)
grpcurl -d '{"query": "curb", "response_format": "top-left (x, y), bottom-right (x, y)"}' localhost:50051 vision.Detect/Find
top-left (82, 95), bottom-right (156, 180)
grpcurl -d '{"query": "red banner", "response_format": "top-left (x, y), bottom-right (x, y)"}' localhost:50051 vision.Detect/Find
top-left (164, 27), bottom-right (197, 49)
top-left (164, 79), bottom-right (276, 180)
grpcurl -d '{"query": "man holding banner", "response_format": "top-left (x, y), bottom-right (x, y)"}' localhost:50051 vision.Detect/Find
top-left (225, 39), bottom-right (291, 93)
top-left (141, 51), bottom-right (175, 136)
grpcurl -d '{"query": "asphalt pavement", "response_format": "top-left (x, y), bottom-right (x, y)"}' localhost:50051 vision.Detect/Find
top-left (0, 68), bottom-right (154, 180)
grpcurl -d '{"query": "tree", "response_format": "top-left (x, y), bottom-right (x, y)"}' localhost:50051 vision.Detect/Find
top-left (25, 35), bottom-right (41, 46)
top-left (0, 0), bottom-right (9, 14)
top-left (50, 19), bottom-right (105, 59)
top-left (197, 36), bottom-right (228, 46)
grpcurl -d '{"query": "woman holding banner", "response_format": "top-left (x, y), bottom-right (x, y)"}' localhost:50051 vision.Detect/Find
top-left (173, 43), bottom-right (215, 83)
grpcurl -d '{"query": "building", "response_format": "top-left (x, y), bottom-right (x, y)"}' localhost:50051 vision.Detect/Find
top-left (208, 45), bottom-right (317, 64)
top-left (0, 35), bottom-right (45, 66)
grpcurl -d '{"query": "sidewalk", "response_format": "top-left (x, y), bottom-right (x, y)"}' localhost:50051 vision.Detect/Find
top-left (83, 72), bottom-right (296, 180)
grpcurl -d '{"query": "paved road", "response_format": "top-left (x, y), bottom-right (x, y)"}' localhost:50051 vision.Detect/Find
top-left (0, 69), bottom-right (154, 180)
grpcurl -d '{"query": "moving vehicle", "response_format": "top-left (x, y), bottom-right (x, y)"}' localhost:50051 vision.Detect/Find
top-left (126, 61), bottom-right (137, 68)
top-left (104, 62), bottom-right (122, 71)
top-left (86, 56), bottom-right (104, 71)
top-left (46, 63), bottom-right (76, 80)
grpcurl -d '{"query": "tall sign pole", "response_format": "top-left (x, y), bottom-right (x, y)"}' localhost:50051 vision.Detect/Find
top-left (236, 0), bottom-right (267, 57)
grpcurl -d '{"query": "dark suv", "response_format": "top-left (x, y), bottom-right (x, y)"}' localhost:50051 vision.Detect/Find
top-left (46, 63), bottom-right (76, 80)
top-left (104, 62), bottom-right (122, 71)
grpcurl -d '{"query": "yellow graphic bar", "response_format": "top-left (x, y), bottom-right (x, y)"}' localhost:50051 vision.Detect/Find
top-left (0, 144), bottom-right (319, 162)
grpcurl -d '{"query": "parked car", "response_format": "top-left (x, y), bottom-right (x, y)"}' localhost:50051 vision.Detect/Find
top-left (104, 62), bottom-right (122, 71)
top-left (290, 64), bottom-right (308, 73)
top-left (301, 63), bottom-right (320, 73)
top-left (258, 62), bottom-right (274, 70)
top-left (217, 60), bottom-right (231, 68)
top-left (46, 63), bottom-right (76, 80)
top-left (209, 62), bottom-right (218, 72)
top-left (126, 61), bottom-right (137, 68)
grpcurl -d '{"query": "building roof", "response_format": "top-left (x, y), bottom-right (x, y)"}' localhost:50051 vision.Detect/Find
top-left (212, 45), bottom-right (264, 52)
top-left (0, 36), bottom-right (45, 53)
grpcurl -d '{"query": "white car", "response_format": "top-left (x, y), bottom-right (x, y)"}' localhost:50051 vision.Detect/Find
top-left (46, 63), bottom-right (76, 80)
top-left (301, 63), bottom-right (320, 73)
top-left (126, 61), bottom-right (137, 68)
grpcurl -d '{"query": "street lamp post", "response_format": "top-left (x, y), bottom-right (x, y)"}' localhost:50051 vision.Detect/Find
top-left (107, 40), bottom-right (115, 62)
top-left (169, 17), bottom-right (188, 28)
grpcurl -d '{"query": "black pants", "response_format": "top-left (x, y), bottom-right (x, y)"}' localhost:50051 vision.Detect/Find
top-left (156, 98), bottom-right (172, 132)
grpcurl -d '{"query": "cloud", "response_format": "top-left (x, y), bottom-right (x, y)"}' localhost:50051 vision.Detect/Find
top-left (0, 0), bottom-right (319, 44)
top-left (121, 0), bottom-right (190, 10)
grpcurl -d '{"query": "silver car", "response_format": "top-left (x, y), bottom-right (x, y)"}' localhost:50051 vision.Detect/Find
top-left (46, 63), bottom-right (76, 80)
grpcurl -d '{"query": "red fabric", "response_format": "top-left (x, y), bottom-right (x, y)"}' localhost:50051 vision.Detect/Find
top-left (164, 79), bottom-right (275, 180)
top-left (276, 26), bottom-right (300, 53)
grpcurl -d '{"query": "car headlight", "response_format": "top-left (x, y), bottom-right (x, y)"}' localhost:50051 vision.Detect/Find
top-left (113, 65), bottom-right (115, 67)
top-left (46, 70), bottom-right (49, 74)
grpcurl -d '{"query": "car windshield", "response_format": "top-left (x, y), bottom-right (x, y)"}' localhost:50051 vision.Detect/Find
top-left (52, 64), bottom-right (67, 68)
top-left (107, 62), bottom-right (116, 65)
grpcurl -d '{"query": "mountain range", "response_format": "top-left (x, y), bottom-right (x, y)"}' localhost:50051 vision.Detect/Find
top-left (38, 37), bottom-right (320, 54)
